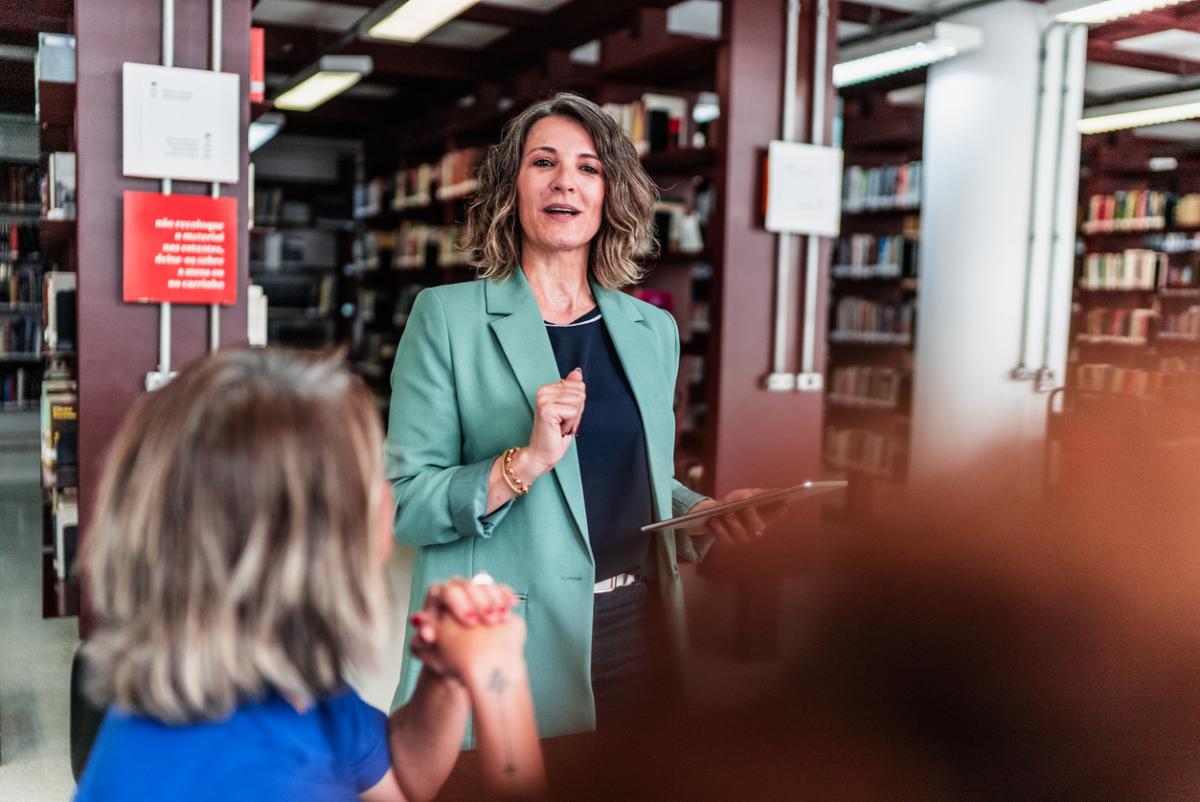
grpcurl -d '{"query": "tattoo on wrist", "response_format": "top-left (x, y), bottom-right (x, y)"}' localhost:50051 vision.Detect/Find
top-left (487, 669), bottom-right (518, 777)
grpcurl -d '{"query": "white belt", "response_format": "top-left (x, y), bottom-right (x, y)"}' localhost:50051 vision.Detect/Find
top-left (594, 572), bottom-right (640, 594)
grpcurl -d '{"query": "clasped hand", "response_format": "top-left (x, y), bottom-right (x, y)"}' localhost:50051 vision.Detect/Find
top-left (408, 577), bottom-right (525, 682)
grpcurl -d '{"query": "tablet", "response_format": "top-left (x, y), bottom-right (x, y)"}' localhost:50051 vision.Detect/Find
top-left (640, 480), bottom-right (847, 533)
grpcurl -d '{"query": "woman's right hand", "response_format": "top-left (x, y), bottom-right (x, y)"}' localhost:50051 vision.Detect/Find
top-left (524, 367), bottom-right (586, 474)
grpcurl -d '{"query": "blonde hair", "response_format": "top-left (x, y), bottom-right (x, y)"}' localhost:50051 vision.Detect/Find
top-left (83, 348), bottom-right (390, 723)
top-left (463, 91), bottom-right (658, 290)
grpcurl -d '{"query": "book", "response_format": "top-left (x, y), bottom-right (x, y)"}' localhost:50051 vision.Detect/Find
top-left (43, 271), bottom-right (75, 353)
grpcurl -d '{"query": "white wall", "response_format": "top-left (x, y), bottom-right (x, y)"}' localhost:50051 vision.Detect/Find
top-left (909, 1), bottom-right (1085, 493)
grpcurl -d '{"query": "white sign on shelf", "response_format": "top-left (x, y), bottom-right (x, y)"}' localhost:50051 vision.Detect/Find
top-left (764, 140), bottom-right (844, 237)
top-left (122, 63), bottom-right (239, 184)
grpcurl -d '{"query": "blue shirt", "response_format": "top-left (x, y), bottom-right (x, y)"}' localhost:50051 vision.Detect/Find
top-left (75, 687), bottom-right (391, 802)
top-left (546, 309), bottom-right (655, 582)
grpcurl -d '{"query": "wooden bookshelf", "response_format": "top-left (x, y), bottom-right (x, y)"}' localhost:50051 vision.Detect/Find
top-left (823, 89), bottom-right (923, 507)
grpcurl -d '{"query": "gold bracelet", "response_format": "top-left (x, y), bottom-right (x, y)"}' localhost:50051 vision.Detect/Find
top-left (501, 447), bottom-right (531, 496)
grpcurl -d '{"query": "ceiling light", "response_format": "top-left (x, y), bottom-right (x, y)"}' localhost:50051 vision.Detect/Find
top-left (1149, 156), bottom-right (1178, 171)
top-left (834, 22), bottom-right (983, 89)
top-left (248, 112), bottom-right (285, 152)
top-left (368, 0), bottom-right (480, 43)
top-left (273, 55), bottom-right (372, 112)
top-left (1080, 89), bottom-right (1200, 134)
top-left (1049, 0), bottom-right (1191, 25)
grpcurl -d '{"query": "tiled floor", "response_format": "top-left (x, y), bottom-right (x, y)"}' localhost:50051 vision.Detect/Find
top-left (0, 439), bottom-right (79, 800)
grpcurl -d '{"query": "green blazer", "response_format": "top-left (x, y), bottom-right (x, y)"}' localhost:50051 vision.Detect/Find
top-left (385, 269), bottom-right (713, 743)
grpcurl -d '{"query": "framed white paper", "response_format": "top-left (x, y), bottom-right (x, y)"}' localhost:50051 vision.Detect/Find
top-left (123, 63), bottom-right (240, 184)
top-left (764, 140), bottom-right (844, 237)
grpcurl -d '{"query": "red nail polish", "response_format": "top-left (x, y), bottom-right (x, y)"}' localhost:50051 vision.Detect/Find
top-left (409, 615), bottom-right (421, 627)
top-left (465, 611), bottom-right (478, 621)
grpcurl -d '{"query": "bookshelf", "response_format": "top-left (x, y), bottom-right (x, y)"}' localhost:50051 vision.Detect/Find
top-left (1066, 132), bottom-right (1200, 408)
top-left (250, 167), bottom-right (356, 350)
top-left (35, 32), bottom-right (79, 619)
top-left (823, 90), bottom-right (923, 501)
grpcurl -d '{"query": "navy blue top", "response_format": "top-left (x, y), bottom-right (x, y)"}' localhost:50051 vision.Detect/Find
top-left (74, 687), bottom-right (391, 802)
top-left (546, 308), bottom-right (655, 582)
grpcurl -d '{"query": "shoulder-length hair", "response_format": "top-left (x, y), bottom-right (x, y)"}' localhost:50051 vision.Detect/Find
top-left (83, 348), bottom-right (390, 723)
top-left (464, 91), bottom-right (657, 290)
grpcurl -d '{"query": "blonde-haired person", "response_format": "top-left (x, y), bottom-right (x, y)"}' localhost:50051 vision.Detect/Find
top-left (75, 349), bottom-right (544, 802)
top-left (387, 91), bottom-right (775, 741)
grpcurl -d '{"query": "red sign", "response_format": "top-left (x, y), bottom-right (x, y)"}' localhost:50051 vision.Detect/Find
top-left (250, 27), bottom-right (265, 104)
top-left (123, 191), bottom-right (238, 305)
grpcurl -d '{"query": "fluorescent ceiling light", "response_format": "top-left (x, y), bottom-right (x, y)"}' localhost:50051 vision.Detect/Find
top-left (1049, 0), bottom-right (1190, 25)
top-left (368, 0), bottom-right (480, 43)
top-left (1149, 156), bottom-right (1178, 171)
top-left (274, 55), bottom-right (372, 112)
top-left (1080, 89), bottom-right (1200, 134)
top-left (248, 112), bottom-right (285, 152)
top-left (834, 22), bottom-right (982, 89)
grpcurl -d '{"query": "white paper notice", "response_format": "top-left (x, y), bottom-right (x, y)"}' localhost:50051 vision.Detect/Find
top-left (123, 63), bottom-right (239, 184)
top-left (764, 141), bottom-right (844, 237)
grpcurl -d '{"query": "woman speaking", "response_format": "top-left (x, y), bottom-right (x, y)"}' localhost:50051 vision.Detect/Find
top-left (387, 92), bottom-right (769, 740)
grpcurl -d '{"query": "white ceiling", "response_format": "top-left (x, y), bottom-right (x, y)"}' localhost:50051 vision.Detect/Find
top-left (667, 0), bottom-right (721, 39)
top-left (1115, 28), bottom-right (1200, 61)
top-left (252, 0), bottom-right (367, 32)
top-left (424, 19), bottom-right (511, 49)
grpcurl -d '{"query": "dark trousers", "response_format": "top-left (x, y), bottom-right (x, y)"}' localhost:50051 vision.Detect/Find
top-left (590, 580), bottom-right (677, 732)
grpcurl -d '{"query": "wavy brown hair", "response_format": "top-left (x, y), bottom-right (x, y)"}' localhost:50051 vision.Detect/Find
top-left (464, 91), bottom-right (657, 289)
top-left (83, 348), bottom-right (390, 722)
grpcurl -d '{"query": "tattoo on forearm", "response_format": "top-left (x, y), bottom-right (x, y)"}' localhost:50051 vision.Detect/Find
top-left (487, 669), bottom-right (518, 777)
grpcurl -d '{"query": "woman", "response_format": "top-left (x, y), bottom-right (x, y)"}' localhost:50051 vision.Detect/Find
top-left (387, 92), bottom-right (771, 740)
top-left (75, 349), bottom-right (544, 801)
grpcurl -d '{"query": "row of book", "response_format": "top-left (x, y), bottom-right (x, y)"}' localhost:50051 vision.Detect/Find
top-left (252, 229), bottom-right (338, 271)
top-left (394, 223), bottom-right (470, 270)
top-left (1075, 363), bottom-right (1163, 398)
top-left (0, 366), bottom-right (37, 407)
top-left (0, 162), bottom-right (40, 209)
top-left (1078, 307), bottom-right (1155, 343)
top-left (0, 262), bottom-right (41, 305)
top-left (1, 223), bottom-right (39, 258)
top-left (44, 271), bottom-right (75, 353)
top-left (602, 93), bottom-right (693, 157)
top-left (42, 152), bottom-right (75, 221)
top-left (1160, 306), bottom-right (1200, 339)
top-left (830, 298), bottom-right (915, 343)
top-left (1080, 249), bottom-right (1165, 291)
top-left (387, 149), bottom-right (484, 212)
top-left (1081, 190), bottom-right (1191, 233)
top-left (42, 375), bottom-right (77, 488)
top-left (1, 317), bottom-right (40, 355)
top-left (828, 365), bottom-right (903, 408)
top-left (652, 198), bottom-right (705, 256)
top-left (832, 234), bottom-right (917, 279)
top-left (842, 162), bottom-right (922, 214)
top-left (825, 426), bottom-right (900, 476)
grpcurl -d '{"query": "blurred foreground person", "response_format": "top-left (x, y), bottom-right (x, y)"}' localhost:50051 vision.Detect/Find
top-left (547, 412), bottom-right (1200, 801)
top-left (74, 349), bottom-right (544, 802)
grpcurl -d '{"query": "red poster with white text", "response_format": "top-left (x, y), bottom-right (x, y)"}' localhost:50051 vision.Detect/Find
top-left (123, 191), bottom-right (238, 305)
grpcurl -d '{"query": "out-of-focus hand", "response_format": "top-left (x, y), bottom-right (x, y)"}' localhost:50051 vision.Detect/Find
top-left (524, 368), bottom-right (586, 475)
top-left (409, 576), bottom-right (519, 679)
top-left (685, 488), bottom-right (788, 546)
